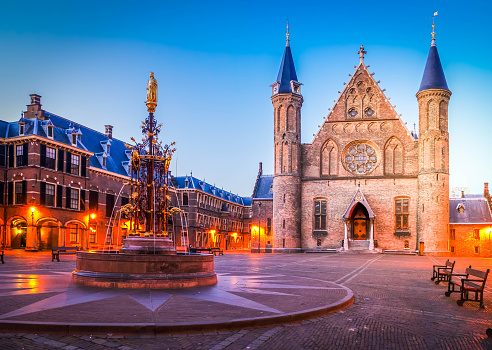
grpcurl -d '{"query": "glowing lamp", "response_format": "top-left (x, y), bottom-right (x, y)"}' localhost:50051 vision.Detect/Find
top-left (91, 213), bottom-right (96, 220)
top-left (30, 207), bottom-right (35, 213)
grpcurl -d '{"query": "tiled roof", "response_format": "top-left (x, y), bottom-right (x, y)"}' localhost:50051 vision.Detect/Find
top-left (172, 176), bottom-right (252, 206)
top-left (449, 198), bottom-right (492, 224)
top-left (253, 175), bottom-right (273, 200)
top-left (276, 45), bottom-right (299, 94)
top-left (418, 43), bottom-right (449, 92)
top-left (1, 111), bottom-right (131, 177)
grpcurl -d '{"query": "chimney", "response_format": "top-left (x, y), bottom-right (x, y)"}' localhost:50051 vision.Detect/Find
top-left (485, 183), bottom-right (489, 198)
top-left (258, 162), bottom-right (263, 176)
top-left (25, 94), bottom-right (45, 119)
top-left (105, 125), bottom-right (113, 139)
top-left (461, 191), bottom-right (465, 198)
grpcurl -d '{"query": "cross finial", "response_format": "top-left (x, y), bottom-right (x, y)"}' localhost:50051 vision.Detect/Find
top-left (286, 19), bottom-right (290, 47)
top-left (431, 11), bottom-right (438, 46)
top-left (357, 44), bottom-right (367, 64)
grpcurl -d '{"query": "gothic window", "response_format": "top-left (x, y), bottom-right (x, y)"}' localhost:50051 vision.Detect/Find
top-left (348, 108), bottom-right (358, 118)
top-left (384, 137), bottom-right (404, 175)
top-left (395, 198), bottom-right (409, 231)
top-left (267, 218), bottom-right (271, 235)
top-left (427, 100), bottom-right (438, 130)
top-left (314, 199), bottom-right (327, 230)
top-left (321, 140), bottom-right (338, 176)
top-left (343, 142), bottom-right (378, 174)
top-left (287, 105), bottom-right (295, 131)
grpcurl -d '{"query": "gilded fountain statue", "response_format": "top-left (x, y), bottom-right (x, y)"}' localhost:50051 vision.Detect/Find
top-left (71, 73), bottom-right (217, 288)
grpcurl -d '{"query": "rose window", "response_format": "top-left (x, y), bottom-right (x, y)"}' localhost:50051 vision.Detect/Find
top-left (344, 142), bottom-right (378, 174)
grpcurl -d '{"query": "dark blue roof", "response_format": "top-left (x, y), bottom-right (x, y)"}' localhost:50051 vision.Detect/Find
top-left (276, 45), bottom-right (298, 94)
top-left (173, 176), bottom-right (251, 206)
top-left (253, 175), bottom-right (273, 200)
top-left (0, 110), bottom-right (131, 177)
top-left (449, 198), bottom-right (492, 224)
top-left (418, 44), bottom-right (449, 92)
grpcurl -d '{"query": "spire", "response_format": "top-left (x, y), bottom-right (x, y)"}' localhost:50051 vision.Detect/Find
top-left (275, 23), bottom-right (299, 94)
top-left (418, 14), bottom-right (449, 92)
top-left (357, 44), bottom-right (367, 65)
top-left (286, 19), bottom-right (290, 46)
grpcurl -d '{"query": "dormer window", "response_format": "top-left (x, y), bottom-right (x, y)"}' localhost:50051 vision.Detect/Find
top-left (106, 144), bottom-right (110, 155)
top-left (184, 179), bottom-right (189, 188)
top-left (290, 81), bottom-right (301, 94)
top-left (102, 156), bottom-right (107, 167)
top-left (47, 125), bottom-right (53, 138)
top-left (72, 134), bottom-right (77, 146)
top-left (19, 123), bottom-right (25, 136)
top-left (457, 203), bottom-right (465, 214)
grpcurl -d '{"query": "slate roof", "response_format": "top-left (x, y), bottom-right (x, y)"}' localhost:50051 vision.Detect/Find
top-left (449, 198), bottom-right (492, 224)
top-left (418, 42), bottom-right (449, 92)
top-left (0, 111), bottom-right (131, 177)
top-left (252, 175), bottom-right (273, 200)
top-left (276, 44), bottom-right (299, 94)
top-left (172, 176), bottom-right (252, 207)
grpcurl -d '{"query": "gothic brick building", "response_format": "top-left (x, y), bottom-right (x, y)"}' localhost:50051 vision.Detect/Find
top-left (265, 31), bottom-right (456, 255)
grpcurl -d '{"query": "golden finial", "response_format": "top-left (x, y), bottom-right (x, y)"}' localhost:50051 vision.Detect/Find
top-left (146, 72), bottom-right (158, 113)
top-left (431, 11), bottom-right (438, 46)
top-left (286, 19), bottom-right (290, 46)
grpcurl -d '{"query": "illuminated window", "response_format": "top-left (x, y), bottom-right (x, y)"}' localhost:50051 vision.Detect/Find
top-left (89, 226), bottom-right (96, 243)
top-left (314, 200), bottom-right (327, 230)
top-left (474, 229), bottom-right (480, 240)
top-left (395, 198), bottom-right (409, 231)
top-left (69, 224), bottom-right (79, 243)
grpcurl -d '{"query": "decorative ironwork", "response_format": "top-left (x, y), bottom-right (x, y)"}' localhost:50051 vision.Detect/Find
top-left (124, 72), bottom-right (181, 237)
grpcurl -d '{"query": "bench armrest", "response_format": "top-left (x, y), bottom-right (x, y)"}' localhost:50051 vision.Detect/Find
top-left (462, 278), bottom-right (485, 283)
top-left (450, 273), bottom-right (467, 277)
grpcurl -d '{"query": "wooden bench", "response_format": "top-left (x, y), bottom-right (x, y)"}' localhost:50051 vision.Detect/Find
top-left (431, 259), bottom-right (455, 284)
top-left (189, 247), bottom-right (212, 254)
top-left (445, 266), bottom-right (489, 308)
top-left (0, 250), bottom-right (3, 264)
top-left (210, 247), bottom-right (223, 256)
top-left (51, 246), bottom-right (79, 262)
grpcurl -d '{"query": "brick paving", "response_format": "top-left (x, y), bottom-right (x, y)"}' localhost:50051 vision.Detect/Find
top-left (1, 251), bottom-right (492, 349)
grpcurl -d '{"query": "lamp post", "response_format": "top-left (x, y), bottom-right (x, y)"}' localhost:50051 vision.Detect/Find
top-left (30, 207), bottom-right (38, 251)
top-left (258, 202), bottom-right (261, 253)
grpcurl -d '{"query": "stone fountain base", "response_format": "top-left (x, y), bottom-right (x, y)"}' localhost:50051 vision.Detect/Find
top-left (72, 237), bottom-right (217, 289)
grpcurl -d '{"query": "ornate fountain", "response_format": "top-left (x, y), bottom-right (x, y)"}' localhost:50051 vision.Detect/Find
top-left (72, 73), bottom-right (217, 289)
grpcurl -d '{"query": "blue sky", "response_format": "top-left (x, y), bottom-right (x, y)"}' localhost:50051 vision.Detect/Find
top-left (0, 1), bottom-right (490, 196)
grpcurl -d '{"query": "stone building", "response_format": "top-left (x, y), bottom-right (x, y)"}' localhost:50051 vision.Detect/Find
top-left (264, 30), bottom-right (455, 254)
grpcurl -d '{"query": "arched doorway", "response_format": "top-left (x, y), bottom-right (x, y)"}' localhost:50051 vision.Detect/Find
top-left (10, 219), bottom-right (27, 249)
top-left (38, 219), bottom-right (60, 250)
top-left (350, 203), bottom-right (369, 240)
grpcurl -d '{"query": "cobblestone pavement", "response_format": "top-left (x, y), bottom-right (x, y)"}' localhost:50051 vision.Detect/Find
top-left (1, 250), bottom-right (492, 349)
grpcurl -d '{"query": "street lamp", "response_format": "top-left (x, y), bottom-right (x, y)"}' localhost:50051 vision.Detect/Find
top-left (258, 202), bottom-right (261, 253)
top-left (30, 207), bottom-right (38, 251)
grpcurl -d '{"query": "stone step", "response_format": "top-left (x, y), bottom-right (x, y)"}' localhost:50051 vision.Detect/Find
top-left (304, 248), bottom-right (338, 253)
top-left (382, 250), bottom-right (417, 255)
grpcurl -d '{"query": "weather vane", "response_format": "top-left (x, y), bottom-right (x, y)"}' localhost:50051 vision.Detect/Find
top-left (432, 11), bottom-right (438, 44)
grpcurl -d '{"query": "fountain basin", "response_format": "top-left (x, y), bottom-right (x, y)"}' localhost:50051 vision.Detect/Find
top-left (72, 251), bottom-right (217, 289)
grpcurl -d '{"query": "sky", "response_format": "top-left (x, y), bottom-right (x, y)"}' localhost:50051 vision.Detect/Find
top-left (0, 0), bottom-right (490, 197)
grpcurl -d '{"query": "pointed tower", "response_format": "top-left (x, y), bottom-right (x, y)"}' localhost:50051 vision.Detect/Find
top-left (271, 23), bottom-right (303, 251)
top-left (416, 22), bottom-right (451, 254)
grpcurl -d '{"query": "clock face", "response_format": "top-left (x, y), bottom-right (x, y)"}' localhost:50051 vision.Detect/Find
top-left (273, 85), bottom-right (278, 94)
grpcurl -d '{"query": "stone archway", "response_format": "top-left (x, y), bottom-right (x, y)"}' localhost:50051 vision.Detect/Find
top-left (38, 218), bottom-right (61, 250)
top-left (10, 218), bottom-right (28, 249)
top-left (350, 203), bottom-right (369, 240)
